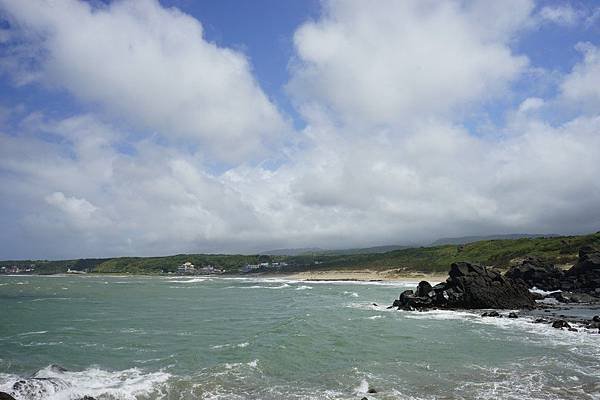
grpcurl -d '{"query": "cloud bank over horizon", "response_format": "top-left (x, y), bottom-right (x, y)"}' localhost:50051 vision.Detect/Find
top-left (0, 0), bottom-right (599, 259)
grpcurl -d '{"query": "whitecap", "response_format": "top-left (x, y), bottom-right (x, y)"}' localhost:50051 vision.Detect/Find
top-left (530, 287), bottom-right (561, 296)
top-left (211, 342), bottom-right (250, 350)
top-left (10, 365), bottom-right (172, 400)
top-left (223, 359), bottom-right (259, 369)
top-left (168, 278), bottom-right (207, 283)
top-left (354, 378), bottom-right (370, 394)
top-left (17, 331), bottom-right (47, 336)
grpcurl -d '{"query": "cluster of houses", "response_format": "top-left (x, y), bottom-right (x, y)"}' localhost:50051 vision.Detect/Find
top-left (0, 265), bottom-right (36, 274)
top-left (174, 260), bottom-right (290, 275)
top-left (241, 261), bottom-right (288, 273)
top-left (176, 262), bottom-right (224, 275)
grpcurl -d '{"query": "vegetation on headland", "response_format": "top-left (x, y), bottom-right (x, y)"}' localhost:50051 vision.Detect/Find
top-left (1, 232), bottom-right (599, 275)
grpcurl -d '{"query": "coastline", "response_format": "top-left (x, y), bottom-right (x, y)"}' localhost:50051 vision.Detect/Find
top-left (274, 269), bottom-right (448, 283)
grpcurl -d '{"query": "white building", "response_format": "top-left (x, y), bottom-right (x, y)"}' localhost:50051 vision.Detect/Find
top-left (177, 262), bottom-right (196, 274)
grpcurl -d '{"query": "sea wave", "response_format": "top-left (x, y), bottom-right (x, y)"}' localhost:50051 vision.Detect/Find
top-left (0, 365), bottom-right (171, 400)
top-left (168, 278), bottom-right (208, 283)
top-left (211, 342), bottom-right (250, 350)
top-left (17, 331), bottom-right (48, 336)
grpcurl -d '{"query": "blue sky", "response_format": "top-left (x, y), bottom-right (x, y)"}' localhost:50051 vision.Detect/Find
top-left (0, 0), bottom-right (600, 259)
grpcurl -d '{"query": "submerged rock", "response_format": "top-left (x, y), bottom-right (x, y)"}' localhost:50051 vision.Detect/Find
top-left (552, 320), bottom-right (572, 329)
top-left (481, 311), bottom-right (501, 317)
top-left (391, 262), bottom-right (535, 310)
top-left (11, 377), bottom-right (70, 400)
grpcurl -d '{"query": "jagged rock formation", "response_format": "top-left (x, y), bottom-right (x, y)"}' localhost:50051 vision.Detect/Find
top-left (391, 262), bottom-right (535, 310)
top-left (505, 246), bottom-right (600, 300)
top-left (505, 256), bottom-right (564, 291)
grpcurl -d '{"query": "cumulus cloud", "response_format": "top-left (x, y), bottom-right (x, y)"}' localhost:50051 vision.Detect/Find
top-left (0, 0), bottom-right (288, 162)
top-left (0, 0), bottom-right (600, 259)
top-left (288, 0), bottom-right (531, 129)
top-left (561, 42), bottom-right (600, 110)
top-left (538, 4), bottom-right (582, 27)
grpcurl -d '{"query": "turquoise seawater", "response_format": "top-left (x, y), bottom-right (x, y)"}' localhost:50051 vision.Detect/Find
top-left (1, 275), bottom-right (599, 399)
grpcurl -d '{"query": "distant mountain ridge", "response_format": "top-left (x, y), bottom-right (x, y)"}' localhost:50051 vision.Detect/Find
top-left (260, 245), bottom-right (410, 256)
top-left (430, 233), bottom-right (559, 246)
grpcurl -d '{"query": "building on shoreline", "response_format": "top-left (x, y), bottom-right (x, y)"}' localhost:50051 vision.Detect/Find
top-left (0, 265), bottom-right (36, 274)
top-left (176, 262), bottom-right (224, 275)
top-left (177, 262), bottom-right (196, 274)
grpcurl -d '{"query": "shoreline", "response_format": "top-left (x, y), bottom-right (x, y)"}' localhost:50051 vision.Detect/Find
top-left (1, 269), bottom-right (449, 282)
top-left (272, 269), bottom-right (448, 283)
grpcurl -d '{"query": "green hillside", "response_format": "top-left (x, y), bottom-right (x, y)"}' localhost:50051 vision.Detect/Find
top-left (1, 232), bottom-right (599, 275)
top-left (302, 232), bottom-right (600, 273)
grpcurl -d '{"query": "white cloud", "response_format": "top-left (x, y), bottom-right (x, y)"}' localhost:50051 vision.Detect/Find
top-left (1, 0), bottom-right (600, 259)
top-left (518, 97), bottom-right (545, 113)
top-left (538, 4), bottom-right (582, 27)
top-left (561, 42), bottom-right (600, 109)
top-left (288, 0), bottom-right (531, 129)
top-left (44, 192), bottom-right (103, 227)
top-left (0, 0), bottom-right (288, 162)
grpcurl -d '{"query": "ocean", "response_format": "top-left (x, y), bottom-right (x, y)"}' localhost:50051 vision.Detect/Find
top-left (1, 275), bottom-right (599, 399)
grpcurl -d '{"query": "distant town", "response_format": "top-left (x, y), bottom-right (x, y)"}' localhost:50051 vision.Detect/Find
top-left (0, 260), bottom-right (292, 276)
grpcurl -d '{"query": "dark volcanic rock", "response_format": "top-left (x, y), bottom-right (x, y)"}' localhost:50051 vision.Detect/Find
top-left (568, 246), bottom-right (600, 275)
top-left (0, 392), bottom-right (16, 400)
top-left (505, 256), bottom-right (564, 291)
top-left (12, 377), bottom-right (70, 400)
top-left (444, 262), bottom-right (535, 309)
top-left (415, 281), bottom-right (433, 297)
top-left (481, 311), bottom-right (500, 317)
top-left (504, 246), bottom-right (600, 301)
top-left (560, 246), bottom-right (600, 295)
top-left (391, 262), bottom-right (535, 310)
top-left (552, 320), bottom-right (572, 329)
top-left (508, 312), bottom-right (519, 318)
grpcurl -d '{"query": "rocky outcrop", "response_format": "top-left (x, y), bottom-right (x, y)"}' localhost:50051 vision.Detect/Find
top-left (507, 246), bottom-right (600, 302)
top-left (391, 262), bottom-right (535, 310)
top-left (11, 377), bottom-right (70, 400)
top-left (561, 246), bottom-right (600, 295)
top-left (0, 392), bottom-right (16, 400)
top-left (505, 256), bottom-right (564, 291)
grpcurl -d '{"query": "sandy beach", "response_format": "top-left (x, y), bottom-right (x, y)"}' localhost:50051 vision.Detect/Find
top-left (280, 269), bottom-right (448, 283)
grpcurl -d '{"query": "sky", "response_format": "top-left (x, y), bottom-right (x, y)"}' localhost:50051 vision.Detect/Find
top-left (0, 0), bottom-right (600, 259)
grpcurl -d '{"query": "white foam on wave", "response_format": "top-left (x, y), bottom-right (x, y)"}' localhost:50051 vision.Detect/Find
top-left (345, 302), bottom-right (395, 312)
top-left (31, 298), bottom-right (72, 302)
top-left (530, 287), bottom-right (561, 296)
top-left (295, 285), bottom-right (313, 290)
top-left (354, 378), bottom-right (370, 394)
top-left (20, 341), bottom-right (63, 347)
top-left (211, 342), bottom-right (250, 350)
top-left (224, 359), bottom-right (259, 370)
top-left (367, 315), bottom-right (383, 320)
top-left (168, 278), bottom-right (208, 283)
top-left (234, 283), bottom-right (291, 290)
top-left (343, 291), bottom-right (359, 297)
top-left (0, 365), bottom-right (171, 400)
top-left (18, 331), bottom-right (48, 336)
top-left (404, 309), bottom-right (478, 321)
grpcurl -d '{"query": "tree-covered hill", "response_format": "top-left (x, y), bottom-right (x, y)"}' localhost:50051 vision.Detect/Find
top-left (2, 232), bottom-right (599, 275)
